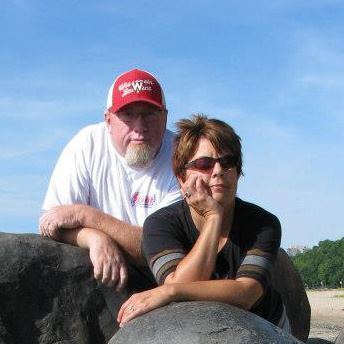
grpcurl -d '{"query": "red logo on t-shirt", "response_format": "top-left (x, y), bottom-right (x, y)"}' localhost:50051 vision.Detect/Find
top-left (131, 192), bottom-right (156, 208)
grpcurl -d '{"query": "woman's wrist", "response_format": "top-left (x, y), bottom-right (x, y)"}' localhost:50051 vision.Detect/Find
top-left (202, 212), bottom-right (223, 231)
top-left (165, 283), bottom-right (179, 302)
top-left (203, 202), bottom-right (223, 219)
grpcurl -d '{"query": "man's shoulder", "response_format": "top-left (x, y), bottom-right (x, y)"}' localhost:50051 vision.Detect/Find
top-left (66, 122), bottom-right (107, 148)
top-left (57, 122), bottom-right (109, 162)
top-left (75, 122), bottom-right (106, 139)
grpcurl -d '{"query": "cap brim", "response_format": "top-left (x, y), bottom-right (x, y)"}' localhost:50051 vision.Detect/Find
top-left (109, 98), bottom-right (165, 113)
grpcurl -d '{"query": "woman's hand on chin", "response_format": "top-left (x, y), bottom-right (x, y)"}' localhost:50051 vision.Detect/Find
top-left (181, 174), bottom-right (223, 219)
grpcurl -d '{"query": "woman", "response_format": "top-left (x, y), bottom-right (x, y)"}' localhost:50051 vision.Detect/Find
top-left (117, 115), bottom-right (289, 332)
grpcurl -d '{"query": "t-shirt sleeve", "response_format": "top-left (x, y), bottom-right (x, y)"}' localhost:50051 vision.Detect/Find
top-left (143, 208), bottom-right (186, 285)
top-left (42, 131), bottom-right (90, 211)
top-left (236, 212), bottom-right (281, 291)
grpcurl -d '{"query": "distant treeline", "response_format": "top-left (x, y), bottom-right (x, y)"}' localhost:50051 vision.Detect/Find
top-left (291, 237), bottom-right (344, 289)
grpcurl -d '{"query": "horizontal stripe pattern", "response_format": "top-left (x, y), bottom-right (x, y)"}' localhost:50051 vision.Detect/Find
top-left (152, 252), bottom-right (185, 277)
top-left (149, 249), bottom-right (186, 285)
top-left (241, 255), bottom-right (273, 272)
top-left (246, 248), bottom-right (271, 257)
top-left (237, 249), bottom-right (275, 290)
top-left (156, 260), bottom-right (180, 285)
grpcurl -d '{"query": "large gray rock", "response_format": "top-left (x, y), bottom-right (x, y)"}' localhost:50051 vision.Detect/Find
top-left (110, 301), bottom-right (302, 344)
top-left (0, 233), bottom-right (311, 344)
top-left (0, 232), bottom-right (127, 344)
top-left (0, 316), bottom-right (13, 344)
top-left (272, 248), bottom-right (311, 342)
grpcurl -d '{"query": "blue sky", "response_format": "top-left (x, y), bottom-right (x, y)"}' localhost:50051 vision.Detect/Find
top-left (1, 0), bottom-right (343, 248)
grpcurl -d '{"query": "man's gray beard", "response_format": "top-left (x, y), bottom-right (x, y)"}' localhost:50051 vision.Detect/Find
top-left (125, 143), bottom-right (155, 169)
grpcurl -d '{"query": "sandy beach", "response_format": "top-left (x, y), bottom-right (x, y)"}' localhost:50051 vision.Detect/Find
top-left (307, 289), bottom-right (344, 343)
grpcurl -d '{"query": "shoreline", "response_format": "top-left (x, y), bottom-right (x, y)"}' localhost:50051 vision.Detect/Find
top-left (306, 289), bottom-right (344, 343)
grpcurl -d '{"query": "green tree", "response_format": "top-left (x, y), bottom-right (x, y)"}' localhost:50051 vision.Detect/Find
top-left (291, 237), bottom-right (344, 288)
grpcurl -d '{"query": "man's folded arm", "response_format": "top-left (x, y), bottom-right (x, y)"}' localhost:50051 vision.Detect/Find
top-left (39, 204), bottom-right (145, 265)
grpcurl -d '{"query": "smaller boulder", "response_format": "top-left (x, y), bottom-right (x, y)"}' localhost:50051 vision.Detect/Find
top-left (109, 301), bottom-right (303, 344)
top-left (272, 248), bottom-right (311, 342)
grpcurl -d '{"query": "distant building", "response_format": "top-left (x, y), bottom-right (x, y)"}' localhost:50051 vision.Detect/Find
top-left (286, 245), bottom-right (308, 256)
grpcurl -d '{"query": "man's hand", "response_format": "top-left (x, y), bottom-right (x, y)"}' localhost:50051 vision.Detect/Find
top-left (88, 232), bottom-right (128, 291)
top-left (39, 205), bottom-right (83, 240)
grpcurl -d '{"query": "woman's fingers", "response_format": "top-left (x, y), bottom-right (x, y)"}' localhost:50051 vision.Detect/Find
top-left (117, 287), bottom-right (171, 327)
top-left (119, 306), bottom-right (142, 326)
top-left (184, 176), bottom-right (211, 204)
top-left (117, 294), bottom-right (143, 326)
top-left (181, 174), bottom-right (197, 193)
top-left (195, 175), bottom-right (209, 194)
top-left (117, 296), bottom-right (132, 323)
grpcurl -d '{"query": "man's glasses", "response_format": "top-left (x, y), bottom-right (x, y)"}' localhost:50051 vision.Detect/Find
top-left (115, 110), bottom-right (163, 123)
top-left (184, 155), bottom-right (237, 171)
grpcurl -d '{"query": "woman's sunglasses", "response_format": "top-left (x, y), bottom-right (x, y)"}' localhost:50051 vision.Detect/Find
top-left (184, 154), bottom-right (237, 171)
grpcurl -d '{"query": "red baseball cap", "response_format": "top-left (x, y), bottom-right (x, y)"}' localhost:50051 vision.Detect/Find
top-left (106, 69), bottom-right (166, 113)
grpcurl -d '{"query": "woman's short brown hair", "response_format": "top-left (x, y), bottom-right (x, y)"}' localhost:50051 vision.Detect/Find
top-left (173, 114), bottom-right (243, 180)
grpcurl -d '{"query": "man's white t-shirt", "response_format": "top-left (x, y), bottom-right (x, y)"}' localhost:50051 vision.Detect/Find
top-left (42, 122), bottom-right (182, 226)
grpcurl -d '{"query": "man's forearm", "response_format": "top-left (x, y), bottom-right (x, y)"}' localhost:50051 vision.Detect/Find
top-left (77, 205), bottom-right (144, 265)
top-left (57, 227), bottom-right (81, 246)
top-left (57, 227), bottom-right (96, 250)
top-left (40, 204), bottom-right (145, 265)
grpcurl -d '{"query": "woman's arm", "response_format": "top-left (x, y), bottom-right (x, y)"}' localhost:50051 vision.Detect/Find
top-left (165, 175), bottom-right (224, 283)
top-left (165, 213), bottom-right (222, 283)
top-left (117, 277), bottom-right (263, 326)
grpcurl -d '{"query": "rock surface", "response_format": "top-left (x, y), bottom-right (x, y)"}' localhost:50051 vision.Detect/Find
top-left (0, 232), bottom-right (126, 344)
top-left (0, 233), bottom-right (310, 344)
top-left (272, 248), bottom-right (311, 342)
top-left (110, 301), bottom-right (302, 344)
top-left (110, 248), bottom-right (310, 344)
top-left (335, 329), bottom-right (344, 344)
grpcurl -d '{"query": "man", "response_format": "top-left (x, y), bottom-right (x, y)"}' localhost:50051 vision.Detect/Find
top-left (39, 69), bottom-right (182, 291)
